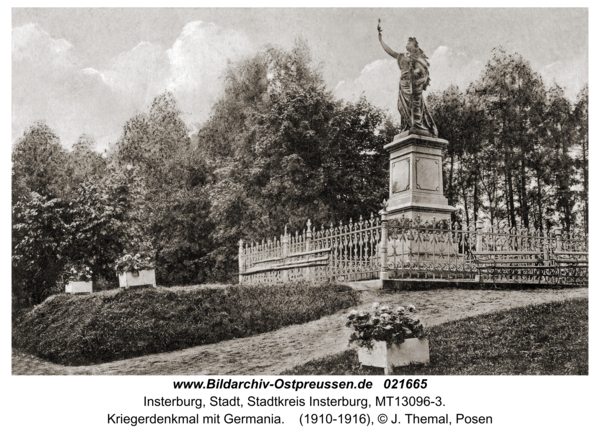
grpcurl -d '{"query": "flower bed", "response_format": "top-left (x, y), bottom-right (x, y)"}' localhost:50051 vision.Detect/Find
top-left (115, 252), bottom-right (156, 288)
top-left (115, 253), bottom-right (155, 274)
top-left (347, 303), bottom-right (429, 373)
top-left (64, 263), bottom-right (93, 283)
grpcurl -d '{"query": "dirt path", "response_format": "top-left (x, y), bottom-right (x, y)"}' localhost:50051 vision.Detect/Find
top-left (12, 287), bottom-right (588, 376)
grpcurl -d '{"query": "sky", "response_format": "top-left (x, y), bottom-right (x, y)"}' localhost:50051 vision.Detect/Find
top-left (12, 8), bottom-right (588, 151)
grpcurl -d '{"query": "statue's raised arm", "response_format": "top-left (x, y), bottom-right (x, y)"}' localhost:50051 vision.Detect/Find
top-left (376, 22), bottom-right (438, 137)
top-left (378, 19), bottom-right (399, 59)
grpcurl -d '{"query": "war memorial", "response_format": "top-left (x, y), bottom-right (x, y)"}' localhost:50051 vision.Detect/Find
top-left (238, 22), bottom-right (588, 289)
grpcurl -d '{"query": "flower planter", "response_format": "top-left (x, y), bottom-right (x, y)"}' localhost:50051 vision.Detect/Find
top-left (357, 338), bottom-right (430, 375)
top-left (65, 281), bottom-right (93, 294)
top-left (118, 269), bottom-right (156, 288)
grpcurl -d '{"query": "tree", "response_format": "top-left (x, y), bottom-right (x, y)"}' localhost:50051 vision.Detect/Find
top-left (428, 85), bottom-right (489, 226)
top-left (471, 48), bottom-right (546, 228)
top-left (62, 163), bottom-right (148, 284)
top-left (573, 84), bottom-right (588, 231)
top-left (541, 85), bottom-right (578, 231)
top-left (12, 193), bottom-right (68, 306)
top-left (196, 41), bottom-right (394, 279)
top-left (113, 92), bottom-right (215, 284)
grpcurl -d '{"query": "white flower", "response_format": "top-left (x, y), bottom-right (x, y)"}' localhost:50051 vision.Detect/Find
top-left (380, 305), bottom-right (390, 311)
top-left (408, 304), bottom-right (416, 312)
top-left (396, 306), bottom-right (405, 313)
top-left (372, 302), bottom-right (380, 309)
top-left (380, 313), bottom-right (390, 320)
top-left (126, 164), bottom-right (133, 170)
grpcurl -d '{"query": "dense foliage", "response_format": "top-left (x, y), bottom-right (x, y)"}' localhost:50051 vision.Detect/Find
top-left (12, 282), bottom-right (359, 365)
top-left (428, 48), bottom-right (588, 232)
top-left (196, 41), bottom-right (394, 278)
top-left (283, 298), bottom-right (588, 375)
top-left (12, 194), bottom-right (69, 306)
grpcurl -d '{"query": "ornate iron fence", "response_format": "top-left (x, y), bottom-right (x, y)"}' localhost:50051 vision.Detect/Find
top-left (386, 216), bottom-right (478, 280)
top-left (239, 211), bottom-right (588, 286)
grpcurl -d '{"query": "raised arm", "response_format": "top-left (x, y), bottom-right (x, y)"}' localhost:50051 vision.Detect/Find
top-left (378, 20), bottom-right (399, 59)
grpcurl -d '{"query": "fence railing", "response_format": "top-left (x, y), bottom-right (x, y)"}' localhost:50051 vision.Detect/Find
top-left (239, 211), bottom-right (588, 286)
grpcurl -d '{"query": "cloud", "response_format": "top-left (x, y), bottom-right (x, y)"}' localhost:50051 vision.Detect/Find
top-left (333, 58), bottom-right (399, 116)
top-left (99, 41), bottom-right (170, 111)
top-left (540, 58), bottom-right (588, 100)
top-left (12, 23), bottom-right (75, 66)
top-left (165, 21), bottom-right (252, 124)
top-left (12, 23), bottom-right (124, 149)
top-left (12, 21), bottom-right (253, 150)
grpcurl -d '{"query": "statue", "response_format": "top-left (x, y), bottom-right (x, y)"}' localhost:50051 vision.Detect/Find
top-left (377, 19), bottom-right (438, 137)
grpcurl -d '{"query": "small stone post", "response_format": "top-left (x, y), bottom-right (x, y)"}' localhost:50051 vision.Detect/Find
top-left (379, 207), bottom-right (389, 281)
top-left (554, 227), bottom-right (563, 252)
top-left (306, 219), bottom-right (313, 252)
top-left (238, 239), bottom-right (244, 284)
top-left (542, 230), bottom-right (550, 266)
top-left (282, 226), bottom-right (289, 282)
top-left (475, 220), bottom-right (484, 283)
top-left (475, 219), bottom-right (484, 252)
top-left (305, 219), bottom-right (313, 281)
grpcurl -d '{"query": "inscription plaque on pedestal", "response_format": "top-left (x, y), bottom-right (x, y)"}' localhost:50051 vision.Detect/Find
top-left (416, 157), bottom-right (439, 191)
top-left (392, 158), bottom-right (410, 193)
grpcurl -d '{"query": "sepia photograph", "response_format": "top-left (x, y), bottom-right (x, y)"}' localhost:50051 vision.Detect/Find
top-left (11, 7), bottom-right (588, 380)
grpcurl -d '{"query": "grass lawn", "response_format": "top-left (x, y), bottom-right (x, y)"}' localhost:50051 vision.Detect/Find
top-left (12, 282), bottom-right (359, 366)
top-left (282, 298), bottom-right (588, 375)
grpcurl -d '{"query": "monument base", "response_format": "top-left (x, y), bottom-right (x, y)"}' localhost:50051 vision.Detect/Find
top-left (394, 127), bottom-right (435, 140)
top-left (384, 134), bottom-right (455, 224)
top-left (386, 205), bottom-right (454, 226)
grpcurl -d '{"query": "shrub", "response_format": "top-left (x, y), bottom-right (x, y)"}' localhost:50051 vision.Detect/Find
top-left (115, 251), bottom-right (155, 274)
top-left (64, 262), bottom-right (93, 283)
top-left (12, 282), bottom-right (359, 366)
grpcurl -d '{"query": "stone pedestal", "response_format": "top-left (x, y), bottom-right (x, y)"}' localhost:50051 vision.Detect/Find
top-left (384, 133), bottom-right (454, 223)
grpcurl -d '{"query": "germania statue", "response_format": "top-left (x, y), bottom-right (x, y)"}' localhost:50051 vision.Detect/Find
top-left (378, 19), bottom-right (438, 137)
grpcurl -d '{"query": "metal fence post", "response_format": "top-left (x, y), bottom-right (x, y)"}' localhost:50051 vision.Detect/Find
top-left (305, 220), bottom-right (313, 281)
top-left (474, 220), bottom-right (484, 283)
top-left (238, 239), bottom-right (244, 284)
top-left (379, 208), bottom-right (389, 280)
top-left (475, 219), bottom-right (484, 252)
top-left (554, 227), bottom-right (563, 252)
top-left (542, 231), bottom-right (550, 266)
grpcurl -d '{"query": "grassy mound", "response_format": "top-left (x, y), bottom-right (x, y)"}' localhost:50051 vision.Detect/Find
top-left (12, 282), bottom-right (359, 366)
top-left (282, 297), bottom-right (588, 376)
